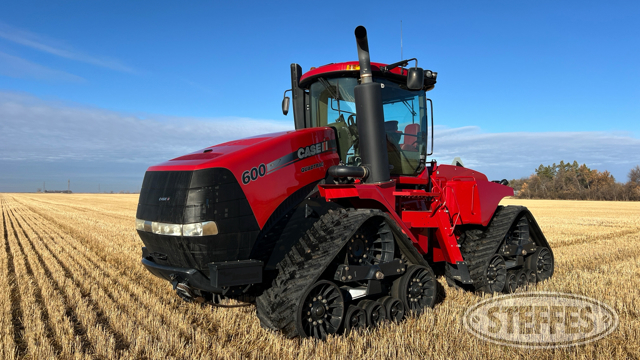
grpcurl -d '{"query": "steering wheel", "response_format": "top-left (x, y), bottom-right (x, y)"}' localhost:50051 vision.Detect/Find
top-left (347, 114), bottom-right (356, 127)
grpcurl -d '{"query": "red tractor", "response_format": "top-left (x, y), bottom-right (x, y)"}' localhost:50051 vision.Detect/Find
top-left (136, 26), bottom-right (554, 339)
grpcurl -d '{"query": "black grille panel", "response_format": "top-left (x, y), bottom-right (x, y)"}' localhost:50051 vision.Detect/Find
top-left (136, 168), bottom-right (260, 270)
top-left (137, 171), bottom-right (192, 223)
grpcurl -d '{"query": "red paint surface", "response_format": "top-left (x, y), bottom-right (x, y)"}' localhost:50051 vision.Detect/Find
top-left (300, 61), bottom-right (408, 86)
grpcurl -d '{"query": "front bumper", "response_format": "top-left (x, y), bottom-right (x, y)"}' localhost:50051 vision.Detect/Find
top-left (141, 247), bottom-right (263, 294)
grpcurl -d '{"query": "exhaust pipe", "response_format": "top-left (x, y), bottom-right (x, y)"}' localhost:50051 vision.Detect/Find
top-left (354, 26), bottom-right (373, 84)
top-left (353, 26), bottom-right (390, 183)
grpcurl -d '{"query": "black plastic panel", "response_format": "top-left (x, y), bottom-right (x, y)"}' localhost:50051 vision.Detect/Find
top-left (136, 168), bottom-right (260, 271)
top-left (209, 260), bottom-right (263, 288)
top-left (137, 171), bottom-right (193, 223)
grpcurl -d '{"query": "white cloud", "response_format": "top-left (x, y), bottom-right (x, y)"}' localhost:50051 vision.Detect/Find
top-left (0, 51), bottom-right (85, 82)
top-left (1, 91), bottom-right (639, 191)
top-left (431, 125), bottom-right (640, 181)
top-left (0, 22), bottom-right (134, 73)
top-left (0, 92), bottom-right (292, 164)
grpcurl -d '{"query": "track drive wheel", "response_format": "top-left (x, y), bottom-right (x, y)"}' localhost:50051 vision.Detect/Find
top-left (378, 296), bottom-right (405, 323)
top-left (391, 265), bottom-right (438, 315)
top-left (358, 299), bottom-right (387, 327)
top-left (296, 280), bottom-right (345, 340)
top-left (343, 305), bottom-right (367, 334)
top-left (526, 247), bottom-right (554, 282)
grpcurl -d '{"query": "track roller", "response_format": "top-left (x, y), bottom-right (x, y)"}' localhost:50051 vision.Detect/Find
top-left (343, 305), bottom-right (367, 334)
top-left (391, 265), bottom-right (437, 315)
top-left (515, 270), bottom-right (528, 289)
top-left (525, 269), bottom-right (537, 286)
top-left (503, 270), bottom-right (518, 293)
top-left (358, 299), bottom-right (387, 327)
top-left (378, 296), bottom-right (405, 323)
top-left (296, 280), bottom-right (345, 340)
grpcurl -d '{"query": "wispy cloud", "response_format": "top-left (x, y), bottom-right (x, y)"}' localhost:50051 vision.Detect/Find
top-left (0, 51), bottom-right (85, 82)
top-left (0, 22), bottom-right (134, 73)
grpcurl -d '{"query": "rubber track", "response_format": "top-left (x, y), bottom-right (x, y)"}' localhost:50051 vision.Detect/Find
top-left (255, 208), bottom-right (375, 338)
top-left (458, 205), bottom-right (523, 292)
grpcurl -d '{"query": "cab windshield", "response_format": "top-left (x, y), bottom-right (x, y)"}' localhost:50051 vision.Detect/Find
top-left (309, 77), bottom-right (427, 175)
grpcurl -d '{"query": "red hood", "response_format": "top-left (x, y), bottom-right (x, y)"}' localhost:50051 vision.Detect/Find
top-left (147, 131), bottom-right (293, 171)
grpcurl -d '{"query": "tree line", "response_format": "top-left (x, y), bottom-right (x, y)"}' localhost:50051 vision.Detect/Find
top-left (509, 161), bottom-right (640, 201)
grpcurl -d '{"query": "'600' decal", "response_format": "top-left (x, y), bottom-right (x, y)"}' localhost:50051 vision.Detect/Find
top-left (242, 164), bottom-right (266, 185)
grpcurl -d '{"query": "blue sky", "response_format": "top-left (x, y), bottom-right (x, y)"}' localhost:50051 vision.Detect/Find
top-left (0, 1), bottom-right (639, 192)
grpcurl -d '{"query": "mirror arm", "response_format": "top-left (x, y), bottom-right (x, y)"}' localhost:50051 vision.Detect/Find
top-left (381, 58), bottom-right (417, 72)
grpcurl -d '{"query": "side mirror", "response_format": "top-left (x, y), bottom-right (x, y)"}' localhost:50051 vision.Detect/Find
top-left (282, 89), bottom-right (291, 115)
top-left (407, 67), bottom-right (424, 90)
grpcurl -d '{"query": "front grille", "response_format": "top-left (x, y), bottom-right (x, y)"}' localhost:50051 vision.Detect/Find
top-left (136, 168), bottom-right (260, 270)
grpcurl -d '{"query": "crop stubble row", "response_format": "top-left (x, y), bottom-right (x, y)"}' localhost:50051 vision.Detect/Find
top-left (0, 194), bottom-right (639, 359)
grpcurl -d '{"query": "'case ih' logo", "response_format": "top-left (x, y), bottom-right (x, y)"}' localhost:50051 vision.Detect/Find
top-left (297, 141), bottom-right (330, 160)
top-left (158, 197), bottom-right (170, 201)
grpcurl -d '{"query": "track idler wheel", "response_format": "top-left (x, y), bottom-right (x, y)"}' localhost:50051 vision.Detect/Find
top-left (391, 265), bottom-right (438, 315)
top-left (343, 305), bottom-right (367, 334)
top-left (296, 280), bottom-right (345, 340)
top-left (358, 299), bottom-right (387, 327)
top-left (526, 247), bottom-right (554, 282)
top-left (378, 296), bottom-right (405, 323)
top-left (481, 255), bottom-right (507, 294)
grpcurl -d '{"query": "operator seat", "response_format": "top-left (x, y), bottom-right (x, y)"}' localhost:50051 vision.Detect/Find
top-left (400, 124), bottom-right (420, 151)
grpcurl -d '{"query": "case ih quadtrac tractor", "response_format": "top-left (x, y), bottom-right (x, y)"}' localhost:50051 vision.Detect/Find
top-left (136, 26), bottom-right (555, 339)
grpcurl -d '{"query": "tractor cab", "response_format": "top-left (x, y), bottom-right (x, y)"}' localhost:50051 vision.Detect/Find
top-left (284, 61), bottom-right (437, 176)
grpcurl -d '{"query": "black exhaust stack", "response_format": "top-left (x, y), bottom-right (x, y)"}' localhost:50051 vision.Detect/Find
top-left (353, 26), bottom-right (390, 183)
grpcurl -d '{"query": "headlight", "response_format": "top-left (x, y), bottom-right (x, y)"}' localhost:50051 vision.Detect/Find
top-left (201, 221), bottom-right (219, 236)
top-left (182, 222), bottom-right (202, 236)
top-left (152, 222), bottom-right (182, 236)
top-left (136, 219), bottom-right (218, 237)
top-left (135, 218), bottom-right (146, 231)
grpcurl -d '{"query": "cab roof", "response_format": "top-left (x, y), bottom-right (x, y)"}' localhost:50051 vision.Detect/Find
top-left (299, 61), bottom-right (436, 91)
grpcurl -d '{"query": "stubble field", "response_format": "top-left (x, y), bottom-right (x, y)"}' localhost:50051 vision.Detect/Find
top-left (0, 193), bottom-right (638, 359)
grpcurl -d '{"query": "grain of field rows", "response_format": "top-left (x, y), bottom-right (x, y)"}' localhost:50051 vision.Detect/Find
top-left (0, 193), bottom-right (638, 359)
